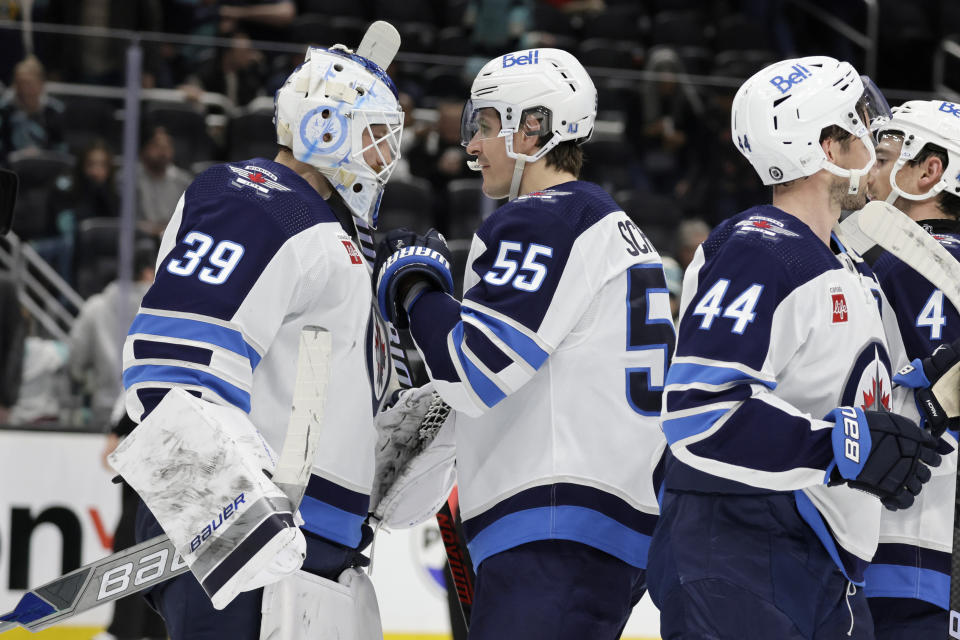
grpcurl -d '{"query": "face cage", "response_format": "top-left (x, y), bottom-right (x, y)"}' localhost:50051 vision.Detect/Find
top-left (350, 108), bottom-right (404, 185)
top-left (821, 76), bottom-right (892, 194)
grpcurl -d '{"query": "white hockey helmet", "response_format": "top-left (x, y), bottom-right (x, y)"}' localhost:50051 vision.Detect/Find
top-left (274, 29), bottom-right (404, 227)
top-left (459, 48), bottom-right (597, 198)
top-left (873, 99), bottom-right (960, 203)
top-left (731, 56), bottom-right (891, 194)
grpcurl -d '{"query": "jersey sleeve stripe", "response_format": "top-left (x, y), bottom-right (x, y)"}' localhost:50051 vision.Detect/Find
top-left (129, 313), bottom-right (262, 369)
top-left (298, 498), bottom-right (365, 547)
top-left (666, 361), bottom-right (777, 389)
top-left (132, 339), bottom-right (213, 366)
top-left (662, 408), bottom-right (731, 444)
top-left (122, 364), bottom-right (251, 412)
top-left (305, 474), bottom-right (369, 515)
top-left (449, 322), bottom-right (508, 408)
top-left (461, 306), bottom-right (550, 370)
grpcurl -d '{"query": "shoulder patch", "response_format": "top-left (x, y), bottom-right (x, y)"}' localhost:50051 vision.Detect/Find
top-left (513, 190), bottom-right (574, 202)
top-left (337, 233), bottom-right (364, 265)
top-left (228, 165), bottom-right (292, 197)
top-left (733, 215), bottom-right (801, 240)
top-left (932, 233), bottom-right (960, 249)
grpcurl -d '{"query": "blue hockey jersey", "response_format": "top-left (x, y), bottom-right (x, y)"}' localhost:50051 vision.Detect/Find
top-left (864, 218), bottom-right (960, 608)
top-left (122, 158), bottom-right (389, 548)
top-left (406, 181), bottom-right (674, 571)
top-left (662, 205), bottom-right (913, 584)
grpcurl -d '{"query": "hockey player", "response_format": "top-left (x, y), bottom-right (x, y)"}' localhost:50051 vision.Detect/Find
top-left (374, 48), bottom-right (674, 639)
top-left (107, 27), bottom-right (404, 640)
top-left (648, 56), bottom-right (942, 639)
top-left (862, 99), bottom-right (960, 638)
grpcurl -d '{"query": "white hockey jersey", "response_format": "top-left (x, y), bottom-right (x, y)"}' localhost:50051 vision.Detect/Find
top-left (662, 205), bottom-right (914, 584)
top-left (407, 181), bottom-right (674, 570)
top-left (122, 158), bottom-right (391, 549)
top-left (864, 219), bottom-right (960, 608)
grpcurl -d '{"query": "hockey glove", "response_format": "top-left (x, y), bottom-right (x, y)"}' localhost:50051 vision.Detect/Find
top-left (374, 228), bottom-right (454, 328)
top-left (893, 338), bottom-right (960, 437)
top-left (826, 406), bottom-right (941, 510)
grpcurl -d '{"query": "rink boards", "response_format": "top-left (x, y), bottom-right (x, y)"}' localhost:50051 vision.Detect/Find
top-left (0, 429), bottom-right (660, 639)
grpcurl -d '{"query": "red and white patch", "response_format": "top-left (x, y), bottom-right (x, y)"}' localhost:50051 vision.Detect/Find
top-left (831, 293), bottom-right (848, 323)
top-left (228, 165), bottom-right (291, 196)
top-left (341, 240), bottom-right (363, 265)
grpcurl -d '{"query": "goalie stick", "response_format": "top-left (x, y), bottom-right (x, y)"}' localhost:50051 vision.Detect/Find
top-left (0, 326), bottom-right (332, 634)
top-left (843, 200), bottom-right (960, 639)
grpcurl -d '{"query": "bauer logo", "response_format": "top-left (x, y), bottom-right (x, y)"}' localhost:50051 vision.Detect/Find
top-left (769, 64), bottom-right (814, 94)
top-left (502, 50), bottom-right (539, 68)
top-left (832, 293), bottom-right (848, 323)
top-left (190, 493), bottom-right (245, 552)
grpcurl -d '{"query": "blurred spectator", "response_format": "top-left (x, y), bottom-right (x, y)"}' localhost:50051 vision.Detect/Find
top-left (8, 334), bottom-right (68, 425)
top-left (633, 48), bottom-right (705, 193)
top-left (137, 124), bottom-right (191, 236)
top-left (0, 273), bottom-right (24, 424)
top-left (466, 0), bottom-right (531, 56)
top-left (42, 0), bottom-right (164, 86)
top-left (218, 0), bottom-right (296, 44)
top-left (673, 218), bottom-right (710, 272)
top-left (40, 140), bottom-right (119, 282)
top-left (181, 31), bottom-right (267, 107)
top-left (0, 55), bottom-right (66, 162)
top-left (68, 243), bottom-right (155, 426)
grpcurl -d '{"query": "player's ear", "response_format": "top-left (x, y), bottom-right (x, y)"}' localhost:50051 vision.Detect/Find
top-left (919, 154), bottom-right (944, 188)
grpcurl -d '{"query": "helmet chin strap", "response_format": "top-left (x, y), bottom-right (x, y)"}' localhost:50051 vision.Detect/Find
top-left (508, 155), bottom-right (526, 201)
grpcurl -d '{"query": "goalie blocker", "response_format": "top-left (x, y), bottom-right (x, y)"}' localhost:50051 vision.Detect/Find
top-left (109, 388), bottom-right (307, 610)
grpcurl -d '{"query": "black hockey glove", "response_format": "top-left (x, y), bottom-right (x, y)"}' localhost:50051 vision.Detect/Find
top-left (827, 407), bottom-right (941, 510)
top-left (893, 338), bottom-right (960, 438)
top-left (374, 228), bottom-right (454, 329)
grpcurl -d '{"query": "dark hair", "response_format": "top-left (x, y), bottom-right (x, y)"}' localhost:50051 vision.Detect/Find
top-left (134, 241), bottom-right (157, 276)
top-left (544, 140), bottom-right (584, 178)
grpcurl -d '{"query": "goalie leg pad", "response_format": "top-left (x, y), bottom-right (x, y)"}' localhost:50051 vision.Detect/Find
top-left (259, 568), bottom-right (383, 640)
top-left (109, 388), bottom-right (306, 610)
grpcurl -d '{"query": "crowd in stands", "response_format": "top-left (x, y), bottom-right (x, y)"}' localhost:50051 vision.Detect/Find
top-left (0, 0), bottom-right (960, 426)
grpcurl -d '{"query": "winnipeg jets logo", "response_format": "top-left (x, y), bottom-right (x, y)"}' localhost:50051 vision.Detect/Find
top-left (228, 165), bottom-right (291, 197)
top-left (734, 216), bottom-right (800, 240)
top-left (841, 342), bottom-right (893, 411)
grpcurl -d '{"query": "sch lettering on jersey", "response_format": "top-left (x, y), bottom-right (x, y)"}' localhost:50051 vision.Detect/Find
top-left (189, 493), bottom-right (245, 553)
top-left (769, 63), bottom-right (814, 94)
top-left (503, 50), bottom-right (539, 68)
top-left (228, 165), bottom-right (291, 197)
top-left (733, 216), bottom-right (801, 240)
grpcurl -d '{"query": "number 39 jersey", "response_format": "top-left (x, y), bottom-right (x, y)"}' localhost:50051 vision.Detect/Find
top-left (122, 158), bottom-right (384, 549)
top-left (407, 181), bottom-right (675, 571)
top-left (662, 205), bottom-right (911, 584)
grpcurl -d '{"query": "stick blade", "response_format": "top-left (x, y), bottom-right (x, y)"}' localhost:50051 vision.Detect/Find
top-left (356, 21), bottom-right (400, 70)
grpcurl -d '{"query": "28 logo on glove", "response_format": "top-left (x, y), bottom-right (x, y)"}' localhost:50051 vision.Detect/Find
top-left (839, 407), bottom-right (861, 463)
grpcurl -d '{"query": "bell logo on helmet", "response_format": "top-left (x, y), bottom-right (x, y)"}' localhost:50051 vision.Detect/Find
top-left (769, 64), bottom-right (814, 94)
top-left (502, 51), bottom-right (539, 68)
top-left (939, 102), bottom-right (960, 118)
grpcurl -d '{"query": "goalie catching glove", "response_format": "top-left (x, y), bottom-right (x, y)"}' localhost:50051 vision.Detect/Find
top-left (826, 406), bottom-right (941, 510)
top-left (369, 383), bottom-right (456, 529)
top-left (893, 338), bottom-right (960, 437)
top-left (374, 228), bottom-right (454, 329)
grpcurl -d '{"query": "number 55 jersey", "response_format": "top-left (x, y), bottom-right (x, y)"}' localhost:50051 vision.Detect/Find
top-left (405, 180), bottom-right (675, 571)
top-left (661, 205), bottom-right (912, 583)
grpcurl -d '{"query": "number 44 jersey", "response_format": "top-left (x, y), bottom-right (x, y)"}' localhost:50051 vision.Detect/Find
top-left (406, 180), bottom-right (675, 571)
top-left (122, 158), bottom-right (387, 550)
top-left (661, 205), bottom-right (913, 584)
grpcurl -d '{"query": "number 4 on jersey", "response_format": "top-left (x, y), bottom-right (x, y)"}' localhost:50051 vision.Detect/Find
top-left (692, 280), bottom-right (764, 334)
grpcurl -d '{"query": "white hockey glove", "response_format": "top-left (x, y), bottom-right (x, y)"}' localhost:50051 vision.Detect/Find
top-left (109, 388), bottom-right (306, 609)
top-left (370, 384), bottom-right (456, 529)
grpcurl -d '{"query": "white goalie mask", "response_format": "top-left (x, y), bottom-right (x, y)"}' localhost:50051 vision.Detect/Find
top-left (459, 48), bottom-right (597, 199)
top-left (274, 45), bottom-right (404, 227)
top-left (873, 99), bottom-right (960, 204)
top-left (731, 56), bottom-right (891, 194)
